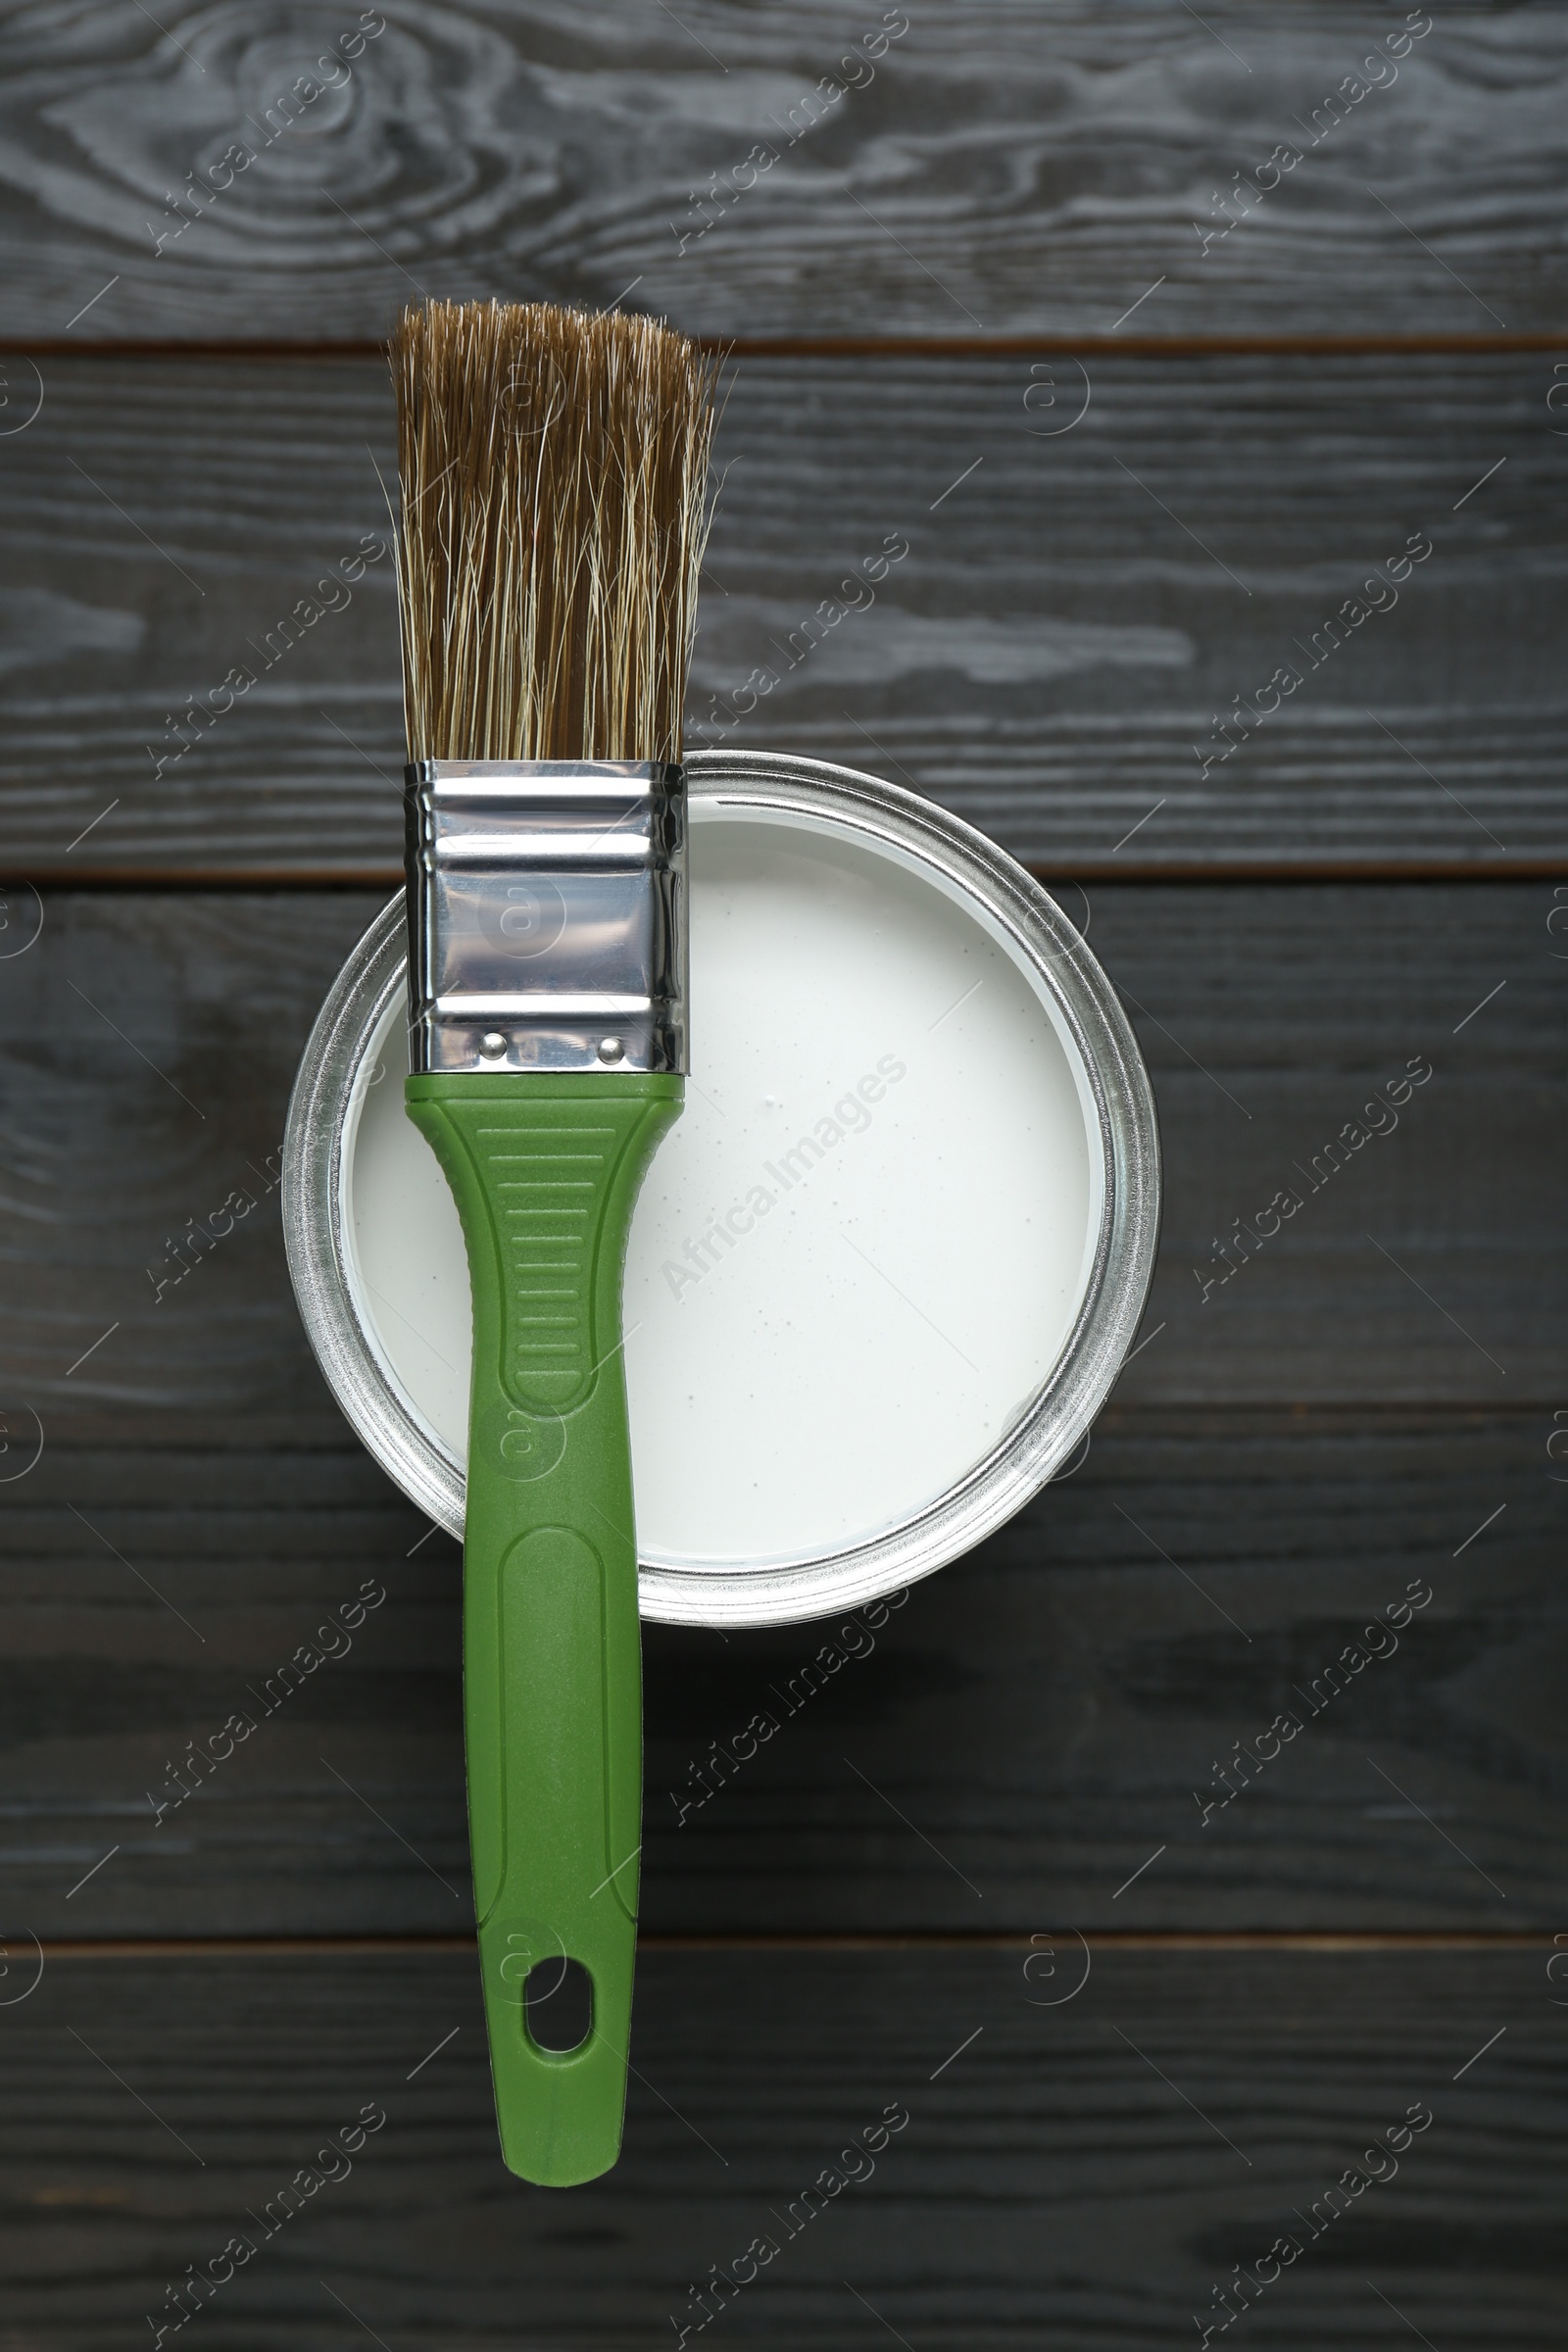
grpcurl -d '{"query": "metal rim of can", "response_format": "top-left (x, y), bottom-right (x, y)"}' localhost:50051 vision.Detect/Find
top-left (281, 749), bottom-right (1161, 1627)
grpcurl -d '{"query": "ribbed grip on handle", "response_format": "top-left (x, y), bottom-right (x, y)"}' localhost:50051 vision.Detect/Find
top-left (406, 1071), bottom-right (682, 2186)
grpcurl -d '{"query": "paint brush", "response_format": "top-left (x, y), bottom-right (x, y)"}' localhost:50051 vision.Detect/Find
top-left (392, 298), bottom-right (716, 2185)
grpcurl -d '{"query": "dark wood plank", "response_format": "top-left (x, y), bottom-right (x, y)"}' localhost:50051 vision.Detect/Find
top-left (700, 355), bottom-right (1567, 874)
top-left (0, 891), bottom-right (386, 1420)
top-left (1095, 879), bottom-right (1565, 1402)
top-left (3, 1410), bottom-right (1561, 1937)
top-left (0, 1945), bottom-right (1555, 2347)
top-left (2, 353), bottom-right (1564, 876)
top-left (2, 3), bottom-right (1563, 339)
top-left (2, 886), bottom-right (1555, 1419)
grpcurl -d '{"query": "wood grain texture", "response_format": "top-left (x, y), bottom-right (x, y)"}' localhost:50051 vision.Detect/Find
top-left (0, 891), bottom-right (381, 1417)
top-left (1093, 879), bottom-right (1565, 1403)
top-left (2, 1410), bottom-right (1560, 1938)
top-left (0, 3), bottom-right (1563, 340)
top-left (0, 1945), bottom-right (1556, 2347)
top-left (2, 352), bottom-right (1564, 876)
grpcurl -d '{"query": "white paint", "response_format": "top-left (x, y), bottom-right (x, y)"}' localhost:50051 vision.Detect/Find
top-left (345, 805), bottom-right (1101, 1574)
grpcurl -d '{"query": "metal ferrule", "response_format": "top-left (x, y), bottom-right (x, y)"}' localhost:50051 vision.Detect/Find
top-left (404, 760), bottom-right (688, 1075)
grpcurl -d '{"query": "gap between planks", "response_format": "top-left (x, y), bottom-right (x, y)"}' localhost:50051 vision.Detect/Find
top-left (15, 861), bottom-right (1568, 891)
top-left (27, 1932), bottom-right (1548, 1961)
top-left (4, 334), bottom-right (1568, 364)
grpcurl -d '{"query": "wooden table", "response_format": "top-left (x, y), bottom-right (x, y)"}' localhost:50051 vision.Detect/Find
top-left (0, 5), bottom-right (1560, 2343)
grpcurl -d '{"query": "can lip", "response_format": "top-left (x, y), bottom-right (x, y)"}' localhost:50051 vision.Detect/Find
top-left (282, 749), bottom-right (1161, 1628)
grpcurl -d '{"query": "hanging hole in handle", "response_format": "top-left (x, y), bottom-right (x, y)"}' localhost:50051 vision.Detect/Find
top-left (525, 1955), bottom-right (594, 2053)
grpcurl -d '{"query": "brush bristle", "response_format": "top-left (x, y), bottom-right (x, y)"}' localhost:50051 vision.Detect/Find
top-left (391, 299), bottom-right (719, 765)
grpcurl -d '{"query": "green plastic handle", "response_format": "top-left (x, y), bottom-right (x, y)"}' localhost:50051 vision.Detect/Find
top-left (405, 1071), bottom-right (682, 2186)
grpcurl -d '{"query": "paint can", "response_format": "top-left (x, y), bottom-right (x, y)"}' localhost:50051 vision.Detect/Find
top-left (282, 750), bottom-right (1159, 1626)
